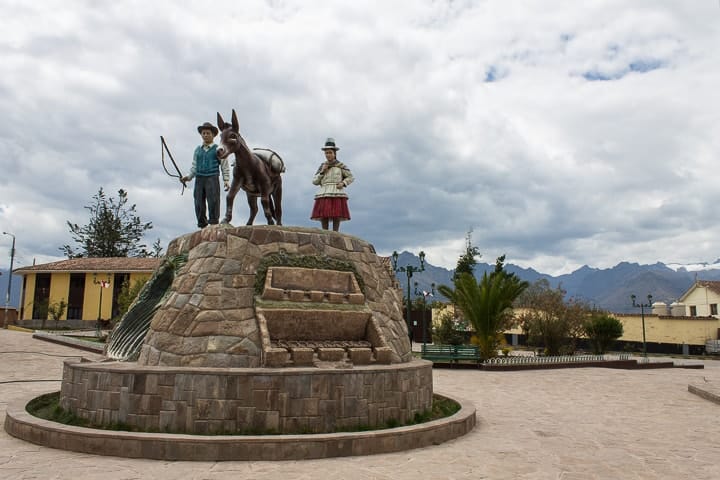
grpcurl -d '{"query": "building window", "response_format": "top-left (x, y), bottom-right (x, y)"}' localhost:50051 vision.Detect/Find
top-left (711, 304), bottom-right (718, 316)
top-left (32, 273), bottom-right (51, 320)
top-left (689, 305), bottom-right (697, 316)
top-left (68, 273), bottom-right (85, 319)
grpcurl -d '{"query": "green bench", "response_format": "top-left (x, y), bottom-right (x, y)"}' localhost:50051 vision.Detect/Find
top-left (421, 344), bottom-right (482, 363)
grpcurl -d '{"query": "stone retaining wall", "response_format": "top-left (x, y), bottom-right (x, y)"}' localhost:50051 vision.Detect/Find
top-left (60, 359), bottom-right (433, 434)
top-left (5, 392), bottom-right (476, 461)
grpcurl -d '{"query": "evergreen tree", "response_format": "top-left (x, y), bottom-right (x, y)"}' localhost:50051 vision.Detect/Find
top-left (454, 230), bottom-right (481, 279)
top-left (61, 188), bottom-right (154, 258)
top-left (150, 238), bottom-right (164, 258)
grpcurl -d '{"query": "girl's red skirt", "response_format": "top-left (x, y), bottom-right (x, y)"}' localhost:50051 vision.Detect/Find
top-left (311, 197), bottom-right (350, 221)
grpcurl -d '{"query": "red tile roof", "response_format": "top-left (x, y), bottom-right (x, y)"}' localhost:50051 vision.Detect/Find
top-left (13, 257), bottom-right (161, 275)
top-left (698, 280), bottom-right (720, 296)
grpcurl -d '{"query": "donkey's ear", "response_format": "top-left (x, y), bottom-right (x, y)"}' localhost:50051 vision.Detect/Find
top-left (231, 109), bottom-right (239, 131)
top-left (217, 112), bottom-right (225, 131)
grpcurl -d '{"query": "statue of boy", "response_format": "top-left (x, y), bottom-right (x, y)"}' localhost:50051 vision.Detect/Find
top-left (310, 138), bottom-right (354, 231)
top-left (182, 122), bottom-right (230, 228)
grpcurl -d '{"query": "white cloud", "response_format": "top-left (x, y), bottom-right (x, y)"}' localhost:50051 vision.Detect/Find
top-left (1, 0), bottom-right (719, 277)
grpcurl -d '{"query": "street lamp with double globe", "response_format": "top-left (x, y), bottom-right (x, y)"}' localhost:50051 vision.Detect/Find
top-left (93, 273), bottom-right (111, 336)
top-left (414, 281), bottom-right (435, 348)
top-left (631, 294), bottom-right (653, 357)
top-left (391, 250), bottom-right (425, 343)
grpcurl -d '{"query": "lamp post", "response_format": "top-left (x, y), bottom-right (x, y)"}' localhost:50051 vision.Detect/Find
top-left (3, 231), bottom-right (16, 329)
top-left (391, 250), bottom-right (425, 343)
top-left (414, 281), bottom-right (435, 348)
top-left (93, 273), bottom-right (111, 336)
top-left (631, 294), bottom-right (652, 357)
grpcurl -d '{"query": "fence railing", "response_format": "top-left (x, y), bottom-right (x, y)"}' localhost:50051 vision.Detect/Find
top-left (483, 353), bottom-right (631, 366)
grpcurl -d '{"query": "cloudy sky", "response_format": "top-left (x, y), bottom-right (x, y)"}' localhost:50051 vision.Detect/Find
top-left (1, 0), bottom-right (719, 276)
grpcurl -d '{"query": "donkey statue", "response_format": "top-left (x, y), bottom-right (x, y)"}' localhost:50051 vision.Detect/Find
top-left (216, 110), bottom-right (285, 225)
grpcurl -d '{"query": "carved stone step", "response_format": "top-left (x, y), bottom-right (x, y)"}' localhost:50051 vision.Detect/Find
top-left (262, 267), bottom-right (365, 304)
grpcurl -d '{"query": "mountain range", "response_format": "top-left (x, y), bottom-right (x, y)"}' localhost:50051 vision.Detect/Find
top-left (2, 256), bottom-right (720, 314)
top-left (0, 268), bottom-right (21, 309)
top-left (391, 252), bottom-right (720, 313)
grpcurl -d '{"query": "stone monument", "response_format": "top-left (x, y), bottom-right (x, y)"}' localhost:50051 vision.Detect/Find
top-left (60, 226), bottom-right (430, 434)
top-left (7, 226), bottom-right (475, 460)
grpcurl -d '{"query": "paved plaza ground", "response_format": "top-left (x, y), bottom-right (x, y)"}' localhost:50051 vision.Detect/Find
top-left (1, 328), bottom-right (719, 479)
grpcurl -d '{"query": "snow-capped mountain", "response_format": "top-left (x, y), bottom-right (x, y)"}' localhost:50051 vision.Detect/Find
top-left (665, 259), bottom-right (720, 272)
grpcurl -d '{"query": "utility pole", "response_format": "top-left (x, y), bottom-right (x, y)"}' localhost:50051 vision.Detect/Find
top-left (3, 232), bottom-right (16, 329)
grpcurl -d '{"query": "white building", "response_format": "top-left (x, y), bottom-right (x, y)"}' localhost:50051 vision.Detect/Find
top-left (677, 280), bottom-right (720, 318)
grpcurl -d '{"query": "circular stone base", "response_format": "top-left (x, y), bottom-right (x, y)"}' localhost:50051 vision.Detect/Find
top-left (4, 392), bottom-right (476, 461)
top-left (59, 359), bottom-right (434, 434)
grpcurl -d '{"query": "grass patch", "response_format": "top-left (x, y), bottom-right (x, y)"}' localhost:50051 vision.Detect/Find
top-left (27, 392), bottom-right (88, 427)
top-left (27, 392), bottom-right (461, 435)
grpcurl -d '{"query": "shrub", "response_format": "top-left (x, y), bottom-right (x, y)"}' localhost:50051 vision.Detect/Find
top-left (432, 311), bottom-right (465, 345)
top-left (584, 314), bottom-right (624, 354)
top-left (47, 299), bottom-right (68, 329)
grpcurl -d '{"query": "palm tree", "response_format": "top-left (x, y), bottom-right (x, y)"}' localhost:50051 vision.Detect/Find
top-left (438, 270), bottom-right (528, 360)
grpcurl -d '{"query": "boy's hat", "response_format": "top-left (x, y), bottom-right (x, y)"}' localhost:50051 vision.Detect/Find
top-left (321, 137), bottom-right (339, 151)
top-left (197, 122), bottom-right (219, 136)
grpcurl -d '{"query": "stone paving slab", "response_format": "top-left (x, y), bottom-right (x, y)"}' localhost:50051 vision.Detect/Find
top-left (2, 329), bottom-right (720, 479)
top-left (689, 379), bottom-right (720, 405)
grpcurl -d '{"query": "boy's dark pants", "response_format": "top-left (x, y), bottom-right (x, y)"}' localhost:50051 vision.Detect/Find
top-left (194, 175), bottom-right (221, 228)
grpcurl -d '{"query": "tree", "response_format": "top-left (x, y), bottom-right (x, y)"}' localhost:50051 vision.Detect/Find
top-left (438, 261), bottom-right (528, 360)
top-left (150, 238), bottom-right (164, 258)
top-left (33, 298), bottom-right (49, 329)
top-left (61, 188), bottom-right (154, 258)
top-left (432, 310), bottom-right (466, 345)
top-left (453, 230), bottom-right (481, 279)
top-left (408, 296), bottom-right (426, 311)
top-left (516, 279), bottom-right (593, 355)
top-left (114, 277), bottom-right (150, 321)
top-left (585, 314), bottom-right (624, 354)
top-left (47, 299), bottom-right (68, 330)
top-left (447, 230), bottom-right (481, 329)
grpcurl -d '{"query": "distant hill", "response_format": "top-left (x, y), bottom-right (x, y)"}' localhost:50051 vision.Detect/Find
top-left (0, 268), bottom-right (21, 307)
top-left (392, 253), bottom-right (720, 313)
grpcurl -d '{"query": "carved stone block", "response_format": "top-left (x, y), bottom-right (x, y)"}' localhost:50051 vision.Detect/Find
top-left (374, 347), bottom-right (392, 364)
top-left (348, 347), bottom-right (372, 365)
top-left (264, 348), bottom-right (290, 367)
top-left (290, 347), bottom-right (315, 366)
top-left (317, 348), bottom-right (345, 362)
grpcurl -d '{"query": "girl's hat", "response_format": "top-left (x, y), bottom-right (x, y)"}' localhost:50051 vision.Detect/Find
top-left (321, 137), bottom-right (339, 151)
